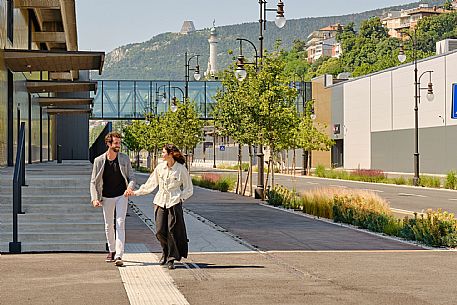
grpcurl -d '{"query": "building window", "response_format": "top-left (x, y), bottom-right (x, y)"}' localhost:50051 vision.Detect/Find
top-left (7, 0), bottom-right (14, 43)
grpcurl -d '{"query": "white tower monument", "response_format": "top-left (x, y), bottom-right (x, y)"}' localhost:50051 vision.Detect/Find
top-left (206, 20), bottom-right (218, 78)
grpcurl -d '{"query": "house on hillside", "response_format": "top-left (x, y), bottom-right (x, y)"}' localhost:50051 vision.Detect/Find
top-left (382, 3), bottom-right (455, 39)
top-left (306, 24), bottom-right (343, 63)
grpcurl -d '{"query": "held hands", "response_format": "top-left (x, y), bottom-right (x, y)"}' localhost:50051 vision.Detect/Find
top-left (124, 188), bottom-right (135, 197)
top-left (92, 200), bottom-right (102, 208)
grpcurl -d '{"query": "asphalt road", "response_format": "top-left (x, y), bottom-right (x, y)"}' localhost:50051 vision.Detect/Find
top-left (191, 168), bottom-right (457, 216)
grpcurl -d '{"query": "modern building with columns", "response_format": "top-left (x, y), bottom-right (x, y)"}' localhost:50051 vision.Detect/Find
top-left (0, 0), bottom-right (104, 167)
top-left (315, 47), bottom-right (457, 175)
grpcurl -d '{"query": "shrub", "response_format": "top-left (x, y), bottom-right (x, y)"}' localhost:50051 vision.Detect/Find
top-left (311, 167), bottom-right (443, 189)
top-left (350, 169), bottom-right (386, 183)
top-left (267, 185), bottom-right (457, 248)
top-left (445, 171), bottom-right (457, 190)
top-left (135, 166), bottom-right (152, 173)
top-left (419, 175), bottom-right (441, 188)
top-left (217, 163), bottom-right (250, 171)
top-left (315, 164), bottom-right (326, 177)
top-left (400, 210), bottom-right (457, 247)
top-left (192, 173), bottom-right (236, 192)
top-left (392, 176), bottom-right (407, 185)
top-left (333, 193), bottom-right (391, 233)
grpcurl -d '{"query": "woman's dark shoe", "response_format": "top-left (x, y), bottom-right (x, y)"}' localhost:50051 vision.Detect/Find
top-left (159, 255), bottom-right (167, 266)
top-left (167, 260), bottom-right (175, 270)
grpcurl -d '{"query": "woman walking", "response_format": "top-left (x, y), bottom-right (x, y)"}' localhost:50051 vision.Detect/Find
top-left (129, 144), bottom-right (193, 269)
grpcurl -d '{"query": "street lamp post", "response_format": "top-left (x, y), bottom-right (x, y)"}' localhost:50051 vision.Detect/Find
top-left (235, 0), bottom-right (285, 199)
top-left (155, 84), bottom-right (168, 114)
top-left (185, 52), bottom-right (201, 101)
top-left (170, 86), bottom-right (185, 112)
top-left (213, 125), bottom-right (217, 168)
top-left (398, 30), bottom-right (434, 186)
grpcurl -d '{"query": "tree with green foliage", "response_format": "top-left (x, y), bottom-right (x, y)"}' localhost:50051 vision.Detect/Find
top-left (161, 99), bottom-right (204, 167)
top-left (443, 0), bottom-right (454, 10)
top-left (414, 11), bottom-right (457, 54)
top-left (214, 48), bottom-right (299, 193)
top-left (336, 17), bottom-right (402, 77)
top-left (255, 50), bottom-right (299, 187)
top-left (122, 121), bottom-right (143, 167)
top-left (141, 113), bottom-right (166, 170)
top-left (282, 39), bottom-right (311, 78)
top-left (213, 63), bottom-right (261, 194)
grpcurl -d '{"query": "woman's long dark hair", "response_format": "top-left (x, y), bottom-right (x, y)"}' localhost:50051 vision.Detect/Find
top-left (163, 144), bottom-right (186, 164)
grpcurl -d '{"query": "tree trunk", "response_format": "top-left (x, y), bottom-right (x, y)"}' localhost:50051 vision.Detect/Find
top-left (265, 158), bottom-right (271, 195)
top-left (293, 149), bottom-right (296, 176)
top-left (242, 166), bottom-right (250, 196)
top-left (308, 150), bottom-right (313, 175)
top-left (285, 150), bottom-right (289, 175)
top-left (271, 148), bottom-right (275, 189)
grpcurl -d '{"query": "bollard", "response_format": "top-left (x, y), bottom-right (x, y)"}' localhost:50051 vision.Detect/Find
top-left (57, 144), bottom-right (62, 163)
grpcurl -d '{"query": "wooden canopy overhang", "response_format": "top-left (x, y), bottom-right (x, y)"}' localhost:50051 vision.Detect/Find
top-left (26, 80), bottom-right (97, 93)
top-left (13, 0), bottom-right (78, 52)
top-left (4, 49), bottom-right (105, 75)
top-left (34, 97), bottom-right (93, 107)
top-left (45, 108), bottom-right (92, 115)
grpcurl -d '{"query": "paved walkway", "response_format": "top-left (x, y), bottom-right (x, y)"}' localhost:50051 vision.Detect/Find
top-left (2, 172), bottom-right (457, 305)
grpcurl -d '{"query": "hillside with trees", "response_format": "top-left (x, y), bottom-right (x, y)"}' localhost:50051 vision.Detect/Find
top-left (98, 0), bottom-right (443, 80)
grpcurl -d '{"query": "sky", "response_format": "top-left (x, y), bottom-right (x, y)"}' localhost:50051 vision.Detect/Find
top-left (75, 0), bottom-right (416, 52)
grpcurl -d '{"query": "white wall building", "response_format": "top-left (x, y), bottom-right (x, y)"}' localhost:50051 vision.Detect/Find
top-left (328, 48), bottom-right (457, 174)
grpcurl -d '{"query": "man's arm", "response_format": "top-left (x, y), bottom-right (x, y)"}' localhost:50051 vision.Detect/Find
top-left (90, 158), bottom-right (100, 204)
top-left (125, 155), bottom-right (136, 191)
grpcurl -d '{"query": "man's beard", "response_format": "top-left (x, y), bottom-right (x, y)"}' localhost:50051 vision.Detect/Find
top-left (112, 147), bottom-right (120, 152)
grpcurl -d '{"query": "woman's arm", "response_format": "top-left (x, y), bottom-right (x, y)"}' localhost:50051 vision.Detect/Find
top-left (134, 167), bottom-right (159, 196)
top-left (180, 166), bottom-right (193, 201)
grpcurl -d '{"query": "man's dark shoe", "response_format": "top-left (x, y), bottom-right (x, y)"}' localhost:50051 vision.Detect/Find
top-left (167, 260), bottom-right (175, 270)
top-left (159, 255), bottom-right (167, 266)
top-left (105, 252), bottom-right (115, 262)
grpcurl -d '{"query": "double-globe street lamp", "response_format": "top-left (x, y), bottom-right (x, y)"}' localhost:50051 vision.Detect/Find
top-left (184, 52), bottom-right (201, 100)
top-left (235, 0), bottom-right (286, 199)
top-left (398, 29), bottom-right (434, 186)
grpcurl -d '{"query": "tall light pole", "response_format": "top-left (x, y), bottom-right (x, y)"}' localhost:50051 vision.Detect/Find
top-left (185, 52), bottom-right (201, 101)
top-left (398, 30), bottom-right (434, 186)
top-left (235, 0), bottom-right (285, 199)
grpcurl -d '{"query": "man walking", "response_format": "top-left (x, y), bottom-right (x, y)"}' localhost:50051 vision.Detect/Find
top-left (90, 131), bottom-right (135, 266)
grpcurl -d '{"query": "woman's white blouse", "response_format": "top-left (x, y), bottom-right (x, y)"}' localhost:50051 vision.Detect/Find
top-left (134, 161), bottom-right (193, 208)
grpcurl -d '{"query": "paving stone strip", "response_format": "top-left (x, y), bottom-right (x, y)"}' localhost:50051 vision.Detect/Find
top-left (120, 243), bottom-right (190, 305)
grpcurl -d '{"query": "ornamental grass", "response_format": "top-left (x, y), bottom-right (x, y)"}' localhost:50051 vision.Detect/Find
top-left (267, 185), bottom-right (457, 247)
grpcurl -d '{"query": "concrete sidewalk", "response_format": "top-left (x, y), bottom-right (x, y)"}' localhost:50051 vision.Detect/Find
top-left (2, 178), bottom-right (457, 305)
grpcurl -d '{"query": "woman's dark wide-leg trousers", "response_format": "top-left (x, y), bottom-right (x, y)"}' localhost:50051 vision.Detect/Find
top-left (154, 202), bottom-right (188, 262)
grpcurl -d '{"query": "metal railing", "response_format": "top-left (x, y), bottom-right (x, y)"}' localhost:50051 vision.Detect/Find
top-left (9, 122), bottom-right (26, 254)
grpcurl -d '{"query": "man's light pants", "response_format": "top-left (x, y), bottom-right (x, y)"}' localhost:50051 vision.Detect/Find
top-left (102, 195), bottom-right (128, 258)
